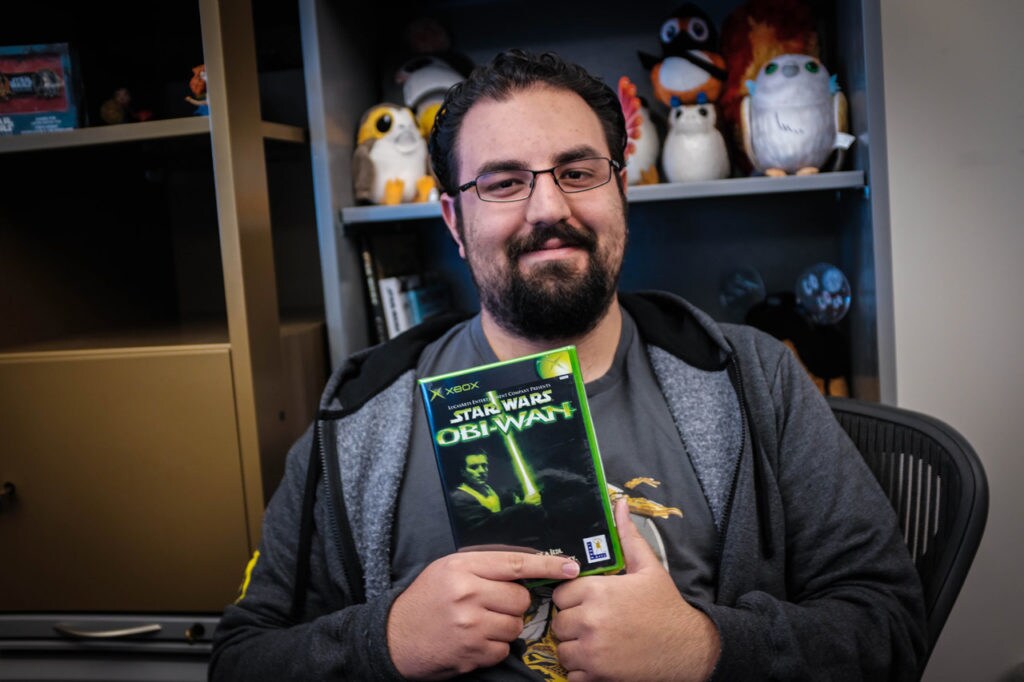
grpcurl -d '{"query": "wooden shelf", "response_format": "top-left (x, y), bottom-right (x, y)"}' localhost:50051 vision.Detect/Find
top-left (0, 317), bottom-right (323, 358)
top-left (0, 117), bottom-right (306, 154)
top-left (339, 171), bottom-right (866, 227)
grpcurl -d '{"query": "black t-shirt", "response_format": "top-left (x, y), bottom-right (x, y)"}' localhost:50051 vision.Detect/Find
top-left (392, 308), bottom-right (718, 679)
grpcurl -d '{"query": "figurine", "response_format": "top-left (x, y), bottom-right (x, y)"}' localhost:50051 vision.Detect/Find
top-left (184, 64), bottom-right (208, 115)
top-left (638, 3), bottom-right (728, 107)
top-left (617, 76), bottom-right (661, 185)
top-left (99, 87), bottom-right (152, 125)
top-left (740, 54), bottom-right (855, 176)
top-left (396, 55), bottom-right (464, 138)
top-left (662, 95), bottom-right (730, 182)
top-left (353, 103), bottom-right (436, 205)
top-left (718, 0), bottom-right (821, 174)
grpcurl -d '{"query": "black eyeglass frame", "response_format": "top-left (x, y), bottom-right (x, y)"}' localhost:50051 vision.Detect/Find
top-left (455, 156), bottom-right (623, 203)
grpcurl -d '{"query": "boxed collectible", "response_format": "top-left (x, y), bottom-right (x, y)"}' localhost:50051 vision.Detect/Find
top-left (418, 346), bottom-right (623, 580)
top-left (0, 43), bottom-right (80, 135)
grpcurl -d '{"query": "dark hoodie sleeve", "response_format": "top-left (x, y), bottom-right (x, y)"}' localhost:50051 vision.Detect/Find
top-left (699, 338), bottom-right (927, 681)
top-left (208, 426), bottom-right (406, 681)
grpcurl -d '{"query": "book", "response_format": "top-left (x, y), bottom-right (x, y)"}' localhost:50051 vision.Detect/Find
top-left (407, 279), bottom-right (452, 325)
top-left (378, 275), bottom-right (414, 339)
top-left (418, 346), bottom-right (623, 579)
top-left (358, 240), bottom-right (388, 343)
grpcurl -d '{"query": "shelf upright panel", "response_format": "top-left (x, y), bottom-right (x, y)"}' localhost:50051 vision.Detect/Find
top-left (200, 0), bottom-right (291, 546)
top-left (300, 0), bottom-right (378, 369)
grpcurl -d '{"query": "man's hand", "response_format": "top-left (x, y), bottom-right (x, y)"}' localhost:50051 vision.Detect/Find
top-left (388, 551), bottom-right (580, 679)
top-left (551, 498), bottom-right (721, 681)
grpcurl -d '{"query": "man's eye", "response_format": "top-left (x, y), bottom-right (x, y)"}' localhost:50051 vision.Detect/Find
top-left (480, 174), bottom-right (527, 197)
top-left (558, 167), bottom-right (596, 186)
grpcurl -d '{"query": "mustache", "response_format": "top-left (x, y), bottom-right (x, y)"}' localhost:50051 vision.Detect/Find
top-left (506, 222), bottom-right (597, 259)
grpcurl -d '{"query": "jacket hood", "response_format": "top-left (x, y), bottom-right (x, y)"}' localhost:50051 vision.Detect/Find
top-left (320, 291), bottom-right (733, 416)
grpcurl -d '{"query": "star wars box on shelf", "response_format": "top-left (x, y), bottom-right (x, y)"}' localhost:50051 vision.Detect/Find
top-left (418, 346), bottom-right (623, 582)
top-left (0, 43), bottom-right (81, 135)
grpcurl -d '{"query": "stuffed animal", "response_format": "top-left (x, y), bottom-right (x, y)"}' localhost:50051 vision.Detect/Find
top-left (745, 291), bottom-right (850, 396)
top-left (662, 95), bottom-right (730, 182)
top-left (393, 16), bottom-right (473, 138)
top-left (353, 104), bottom-right (436, 205)
top-left (638, 3), bottom-right (728, 107)
top-left (396, 55), bottom-right (465, 138)
top-left (184, 64), bottom-right (208, 115)
top-left (718, 0), bottom-right (821, 173)
top-left (617, 76), bottom-right (661, 185)
top-left (739, 54), bottom-right (854, 176)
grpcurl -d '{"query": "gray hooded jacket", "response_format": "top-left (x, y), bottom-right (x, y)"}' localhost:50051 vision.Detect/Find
top-left (211, 292), bottom-right (926, 680)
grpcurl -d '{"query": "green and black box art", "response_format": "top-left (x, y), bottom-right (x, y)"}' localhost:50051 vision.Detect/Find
top-left (418, 346), bottom-right (623, 578)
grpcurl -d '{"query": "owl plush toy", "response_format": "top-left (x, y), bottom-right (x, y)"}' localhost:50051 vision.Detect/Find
top-left (353, 104), bottom-right (436, 205)
top-left (638, 3), bottom-right (728, 107)
top-left (617, 76), bottom-right (661, 185)
top-left (740, 54), bottom-right (855, 176)
top-left (663, 96), bottom-right (730, 182)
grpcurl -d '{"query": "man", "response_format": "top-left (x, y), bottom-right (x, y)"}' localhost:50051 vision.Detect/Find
top-left (449, 450), bottom-right (544, 549)
top-left (211, 50), bottom-right (926, 680)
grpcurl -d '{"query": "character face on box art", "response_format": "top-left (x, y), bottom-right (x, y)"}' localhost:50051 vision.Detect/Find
top-left (461, 452), bottom-right (491, 491)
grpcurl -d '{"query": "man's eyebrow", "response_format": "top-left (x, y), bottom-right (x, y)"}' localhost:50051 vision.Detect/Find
top-left (472, 146), bottom-right (605, 176)
top-left (475, 159), bottom-right (529, 175)
top-left (553, 145), bottom-right (604, 165)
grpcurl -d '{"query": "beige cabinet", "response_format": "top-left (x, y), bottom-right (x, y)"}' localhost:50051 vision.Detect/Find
top-left (0, 345), bottom-right (249, 612)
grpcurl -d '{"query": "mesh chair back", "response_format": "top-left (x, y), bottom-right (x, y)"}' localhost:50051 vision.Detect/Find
top-left (828, 397), bottom-right (988, 660)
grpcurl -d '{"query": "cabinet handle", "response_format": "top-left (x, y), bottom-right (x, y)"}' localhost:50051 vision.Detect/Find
top-left (0, 481), bottom-right (14, 511)
top-left (53, 623), bottom-right (162, 639)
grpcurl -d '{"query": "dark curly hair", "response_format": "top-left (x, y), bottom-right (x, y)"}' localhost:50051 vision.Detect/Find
top-left (428, 49), bottom-right (627, 196)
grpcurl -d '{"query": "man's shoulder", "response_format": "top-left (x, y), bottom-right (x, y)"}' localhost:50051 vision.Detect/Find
top-left (323, 312), bottom-right (473, 414)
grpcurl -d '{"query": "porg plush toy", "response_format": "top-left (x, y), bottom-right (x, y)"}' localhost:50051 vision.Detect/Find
top-left (353, 103), bottom-right (436, 205)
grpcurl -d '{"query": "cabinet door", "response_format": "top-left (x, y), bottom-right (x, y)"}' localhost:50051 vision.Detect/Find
top-left (0, 347), bottom-right (250, 612)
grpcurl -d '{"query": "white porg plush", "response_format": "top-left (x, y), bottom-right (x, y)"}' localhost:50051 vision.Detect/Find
top-left (353, 103), bottom-right (436, 205)
top-left (740, 54), bottom-right (856, 176)
top-left (662, 98), bottom-right (730, 183)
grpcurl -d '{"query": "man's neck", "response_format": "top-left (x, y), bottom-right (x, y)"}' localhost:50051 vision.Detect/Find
top-left (479, 299), bottom-right (622, 383)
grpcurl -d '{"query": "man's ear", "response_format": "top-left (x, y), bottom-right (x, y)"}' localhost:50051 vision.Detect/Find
top-left (618, 166), bottom-right (629, 198)
top-left (440, 193), bottom-right (467, 259)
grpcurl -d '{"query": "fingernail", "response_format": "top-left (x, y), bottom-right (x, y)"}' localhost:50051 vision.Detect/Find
top-left (562, 561), bottom-right (580, 577)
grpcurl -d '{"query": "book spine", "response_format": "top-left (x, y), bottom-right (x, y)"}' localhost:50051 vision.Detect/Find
top-left (359, 240), bottom-right (387, 343)
top-left (378, 276), bottom-right (411, 338)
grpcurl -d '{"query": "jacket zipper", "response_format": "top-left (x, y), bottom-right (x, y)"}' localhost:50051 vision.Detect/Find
top-left (715, 354), bottom-right (748, 572)
top-left (318, 418), bottom-right (363, 604)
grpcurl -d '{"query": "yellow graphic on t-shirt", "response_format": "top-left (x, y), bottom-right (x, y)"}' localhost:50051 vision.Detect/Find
top-left (520, 476), bottom-right (683, 677)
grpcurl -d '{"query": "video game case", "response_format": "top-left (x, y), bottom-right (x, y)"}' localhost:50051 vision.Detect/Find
top-left (418, 346), bottom-right (623, 580)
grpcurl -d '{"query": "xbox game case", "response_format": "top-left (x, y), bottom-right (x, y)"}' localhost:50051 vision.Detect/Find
top-left (418, 346), bottom-right (623, 578)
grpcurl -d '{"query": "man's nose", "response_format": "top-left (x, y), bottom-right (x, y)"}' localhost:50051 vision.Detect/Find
top-left (525, 171), bottom-right (572, 226)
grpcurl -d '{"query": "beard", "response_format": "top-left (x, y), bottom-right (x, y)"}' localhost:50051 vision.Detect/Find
top-left (460, 215), bottom-right (626, 341)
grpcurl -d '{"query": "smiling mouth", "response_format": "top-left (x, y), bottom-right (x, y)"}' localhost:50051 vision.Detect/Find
top-left (509, 224), bottom-right (597, 262)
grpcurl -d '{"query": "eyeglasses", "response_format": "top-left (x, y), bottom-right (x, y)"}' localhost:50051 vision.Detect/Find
top-left (456, 156), bottom-right (621, 203)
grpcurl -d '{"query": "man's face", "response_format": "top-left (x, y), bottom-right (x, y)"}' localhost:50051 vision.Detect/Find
top-left (439, 85), bottom-right (628, 341)
top-left (463, 453), bottom-right (489, 487)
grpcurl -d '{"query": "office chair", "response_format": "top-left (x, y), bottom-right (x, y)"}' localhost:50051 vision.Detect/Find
top-left (827, 397), bottom-right (988, 663)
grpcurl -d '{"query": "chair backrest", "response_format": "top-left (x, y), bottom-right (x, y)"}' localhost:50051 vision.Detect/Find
top-left (827, 397), bottom-right (988, 662)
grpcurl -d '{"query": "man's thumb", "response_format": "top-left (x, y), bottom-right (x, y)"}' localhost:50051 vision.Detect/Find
top-left (614, 496), bottom-right (658, 573)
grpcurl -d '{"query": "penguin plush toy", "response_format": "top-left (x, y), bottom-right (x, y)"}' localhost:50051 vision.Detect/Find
top-left (353, 103), bottom-right (436, 205)
top-left (662, 95), bottom-right (730, 182)
top-left (638, 3), bottom-right (728, 107)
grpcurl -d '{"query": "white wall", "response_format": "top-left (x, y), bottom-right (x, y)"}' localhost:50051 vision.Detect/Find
top-left (880, 0), bottom-right (1024, 679)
